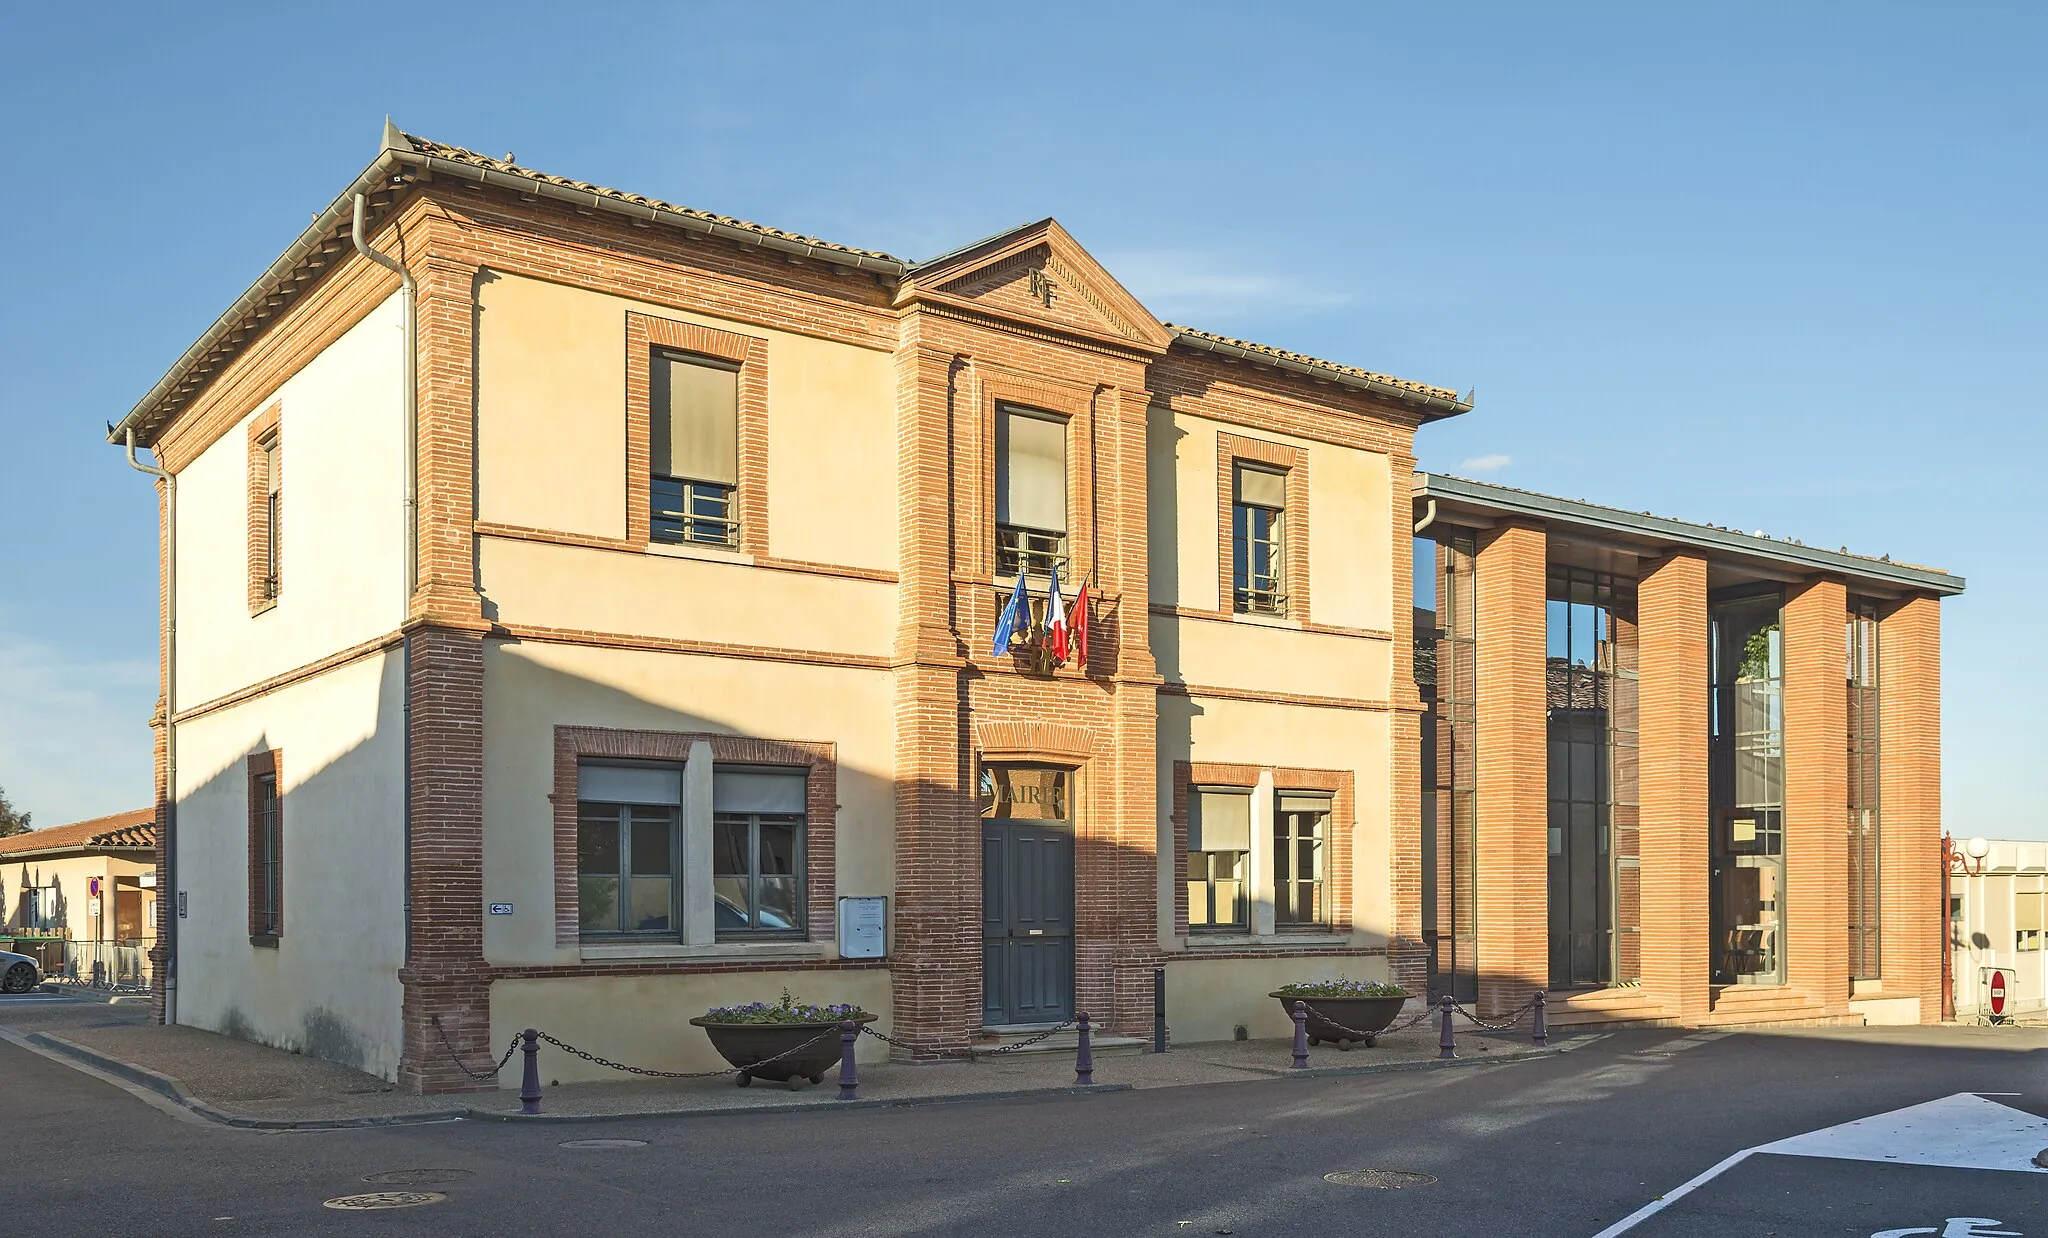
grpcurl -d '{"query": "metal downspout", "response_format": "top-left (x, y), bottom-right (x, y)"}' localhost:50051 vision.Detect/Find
top-left (350, 194), bottom-right (419, 961)
top-left (125, 429), bottom-right (176, 1025)
top-left (1414, 497), bottom-right (1438, 535)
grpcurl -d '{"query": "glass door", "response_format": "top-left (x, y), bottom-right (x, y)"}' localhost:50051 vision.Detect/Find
top-left (1709, 591), bottom-right (1786, 985)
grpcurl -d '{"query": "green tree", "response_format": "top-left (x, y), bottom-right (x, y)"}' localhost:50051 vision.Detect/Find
top-left (0, 785), bottom-right (30, 837)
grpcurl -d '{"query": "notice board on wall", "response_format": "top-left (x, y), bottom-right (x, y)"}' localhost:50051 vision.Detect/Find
top-left (838, 896), bottom-right (888, 959)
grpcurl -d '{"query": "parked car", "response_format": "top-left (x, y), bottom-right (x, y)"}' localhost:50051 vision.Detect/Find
top-left (1, 950), bottom-right (42, 993)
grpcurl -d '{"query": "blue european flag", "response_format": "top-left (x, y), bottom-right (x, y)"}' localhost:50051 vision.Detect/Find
top-left (992, 570), bottom-right (1029, 656)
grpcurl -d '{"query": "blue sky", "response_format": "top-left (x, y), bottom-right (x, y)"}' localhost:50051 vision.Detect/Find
top-left (0, 3), bottom-right (2040, 837)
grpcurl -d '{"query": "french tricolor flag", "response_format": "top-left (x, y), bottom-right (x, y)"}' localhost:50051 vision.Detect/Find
top-left (1046, 565), bottom-right (1068, 663)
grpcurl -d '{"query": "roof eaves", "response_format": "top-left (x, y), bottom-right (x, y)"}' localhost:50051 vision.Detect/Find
top-left (111, 126), bottom-right (910, 449)
top-left (1166, 326), bottom-right (1472, 419)
top-left (1416, 473), bottom-right (1966, 596)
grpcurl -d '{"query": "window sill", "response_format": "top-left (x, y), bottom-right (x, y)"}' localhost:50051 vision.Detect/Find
top-left (648, 542), bottom-right (754, 567)
top-left (1184, 931), bottom-right (1342, 949)
top-left (579, 940), bottom-right (827, 963)
top-left (250, 598), bottom-right (279, 618)
top-left (1230, 611), bottom-right (1302, 631)
top-left (250, 934), bottom-right (279, 949)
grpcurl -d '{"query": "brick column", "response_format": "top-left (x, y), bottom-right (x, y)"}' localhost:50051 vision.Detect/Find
top-left (1877, 594), bottom-right (1942, 1022)
top-left (889, 345), bottom-right (977, 1059)
top-left (1782, 577), bottom-right (1849, 1008)
top-left (1472, 521), bottom-right (1546, 1015)
top-left (1637, 552), bottom-right (1709, 1019)
top-left (397, 624), bottom-right (493, 1093)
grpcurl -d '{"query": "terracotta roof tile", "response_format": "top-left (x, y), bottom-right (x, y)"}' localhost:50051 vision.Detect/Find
top-left (404, 134), bottom-right (905, 265)
top-left (1165, 324), bottom-right (1466, 404)
top-left (0, 808), bottom-right (157, 857)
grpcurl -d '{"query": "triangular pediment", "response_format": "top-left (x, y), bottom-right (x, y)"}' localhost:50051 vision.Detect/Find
top-left (900, 219), bottom-right (1172, 352)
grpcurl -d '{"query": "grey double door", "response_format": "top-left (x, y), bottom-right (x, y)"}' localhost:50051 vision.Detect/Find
top-left (980, 817), bottom-right (1075, 1026)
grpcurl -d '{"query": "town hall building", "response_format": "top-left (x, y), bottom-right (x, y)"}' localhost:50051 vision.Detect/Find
top-left (111, 123), bottom-right (1960, 1091)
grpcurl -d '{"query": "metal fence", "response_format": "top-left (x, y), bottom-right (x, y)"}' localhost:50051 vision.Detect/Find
top-left (55, 940), bottom-right (152, 992)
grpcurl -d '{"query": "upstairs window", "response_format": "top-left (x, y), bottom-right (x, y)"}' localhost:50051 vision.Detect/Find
top-left (1187, 788), bottom-right (1250, 931)
top-left (713, 768), bottom-right (807, 939)
top-left (247, 406), bottom-right (283, 612)
top-left (995, 405), bottom-right (1068, 578)
top-left (650, 349), bottom-right (740, 547)
top-left (1232, 463), bottom-right (1287, 614)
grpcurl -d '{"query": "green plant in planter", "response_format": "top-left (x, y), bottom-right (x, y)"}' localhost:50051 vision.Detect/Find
top-left (1274, 978), bottom-right (1410, 999)
top-left (698, 988), bottom-right (871, 1025)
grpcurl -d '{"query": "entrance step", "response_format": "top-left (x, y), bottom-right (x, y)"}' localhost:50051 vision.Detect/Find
top-left (1546, 988), bottom-right (1676, 1029)
top-left (970, 1027), bottom-right (1149, 1059)
top-left (1702, 985), bottom-right (1856, 1028)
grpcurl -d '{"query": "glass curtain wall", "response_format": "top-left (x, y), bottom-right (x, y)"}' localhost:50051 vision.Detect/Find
top-left (1434, 535), bottom-right (1479, 1003)
top-left (1710, 591), bottom-right (1786, 986)
top-left (1544, 567), bottom-right (1640, 989)
top-left (1847, 601), bottom-right (1882, 980)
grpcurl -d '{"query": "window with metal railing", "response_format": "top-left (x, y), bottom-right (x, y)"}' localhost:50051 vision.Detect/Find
top-left (995, 524), bottom-right (1069, 580)
top-left (651, 477), bottom-right (739, 547)
top-left (1232, 463), bottom-right (1287, 614)
top-left (650, 348), bottom-right (741, 548)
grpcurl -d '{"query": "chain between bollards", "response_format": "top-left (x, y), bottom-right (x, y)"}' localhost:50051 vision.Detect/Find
top-left (519, 1028), bottom-right (542, 1115)
top-left (1074, 1012), bottom-right (1094, 1085)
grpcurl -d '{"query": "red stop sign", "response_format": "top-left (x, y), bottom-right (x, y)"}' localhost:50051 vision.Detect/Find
top-left (1989, 970), bottom-right (2008, 1017)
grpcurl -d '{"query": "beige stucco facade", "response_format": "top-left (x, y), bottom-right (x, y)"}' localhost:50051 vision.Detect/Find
top-left (122, 133), bottom-right (1467, 1089)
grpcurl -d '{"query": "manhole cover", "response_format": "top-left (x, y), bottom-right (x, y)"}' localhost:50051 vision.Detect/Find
top-left (559, 1139), bottom-right (647, 1149)
top-left (1324, 1169), bottom-right (1438, 1190)
top-left (322, 1192), bottom-right (448, 1210)
top-left (361, 1169), bottom-right (474, 1186)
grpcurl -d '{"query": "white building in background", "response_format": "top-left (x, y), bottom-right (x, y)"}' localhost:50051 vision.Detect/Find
top-left (1949, 839), bottom-right (2046, 1018)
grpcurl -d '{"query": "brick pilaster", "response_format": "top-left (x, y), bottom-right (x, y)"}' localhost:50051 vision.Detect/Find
top-left (1637, 552), bottom-right (1710, 1019)
top-left (1472, 521), bottom-right (1546, 1015)
top-left (1782, 576), bottom-right (1849, 1007)
top-left (1877, 594), bottom-right (1942, 1021)
top-left (397, 625), bottom-right (493, 1093)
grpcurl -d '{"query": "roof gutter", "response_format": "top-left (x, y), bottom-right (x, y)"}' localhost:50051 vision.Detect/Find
top-left (1168, 330), bottom-right (1474, 418)
top-left (110, 123), bottom-right (907, 449)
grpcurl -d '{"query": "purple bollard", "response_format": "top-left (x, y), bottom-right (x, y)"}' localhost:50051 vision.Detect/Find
top-left (1531, 990), bottom-right (1548, 1047)
top-left (519, 1028), bottom-right (542, 1116)
top-left (1074, 1012), bottom-right (1094, 1085)
top-left (836, 1019), bottom-right (859, 1101)
top-left (1438, 995), bottom-right (1456, 1060)
top-left (1290, 1000), bottom-right (1310, 1069)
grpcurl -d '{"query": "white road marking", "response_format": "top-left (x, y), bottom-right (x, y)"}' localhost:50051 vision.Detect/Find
top-left (1590, 1093), bottom-right (2048, 1237)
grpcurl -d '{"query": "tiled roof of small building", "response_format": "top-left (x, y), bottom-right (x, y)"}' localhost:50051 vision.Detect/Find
top-left (0, 808), bottom-right (157, 857)
top-left (403, 134), bottom-right (907, 265)
top-left (1165, 325), bottom-right (1467, 405)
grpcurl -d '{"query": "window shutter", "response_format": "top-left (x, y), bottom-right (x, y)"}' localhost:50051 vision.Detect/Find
top-left (997, 407), bottom-right (1067, 532)
top-left (1278, 794), bottom-right (1331, 816)
top-left (1191, 789), bottom-right (1250, 852)
top-left (714, 770), bottom-right (807, 814)
top-left (579, 763), bottom-right (683, 805)
top-left (651, 351), bottom-right (739, 485)
top-left (1236, 464), bottom-right (1286, 509)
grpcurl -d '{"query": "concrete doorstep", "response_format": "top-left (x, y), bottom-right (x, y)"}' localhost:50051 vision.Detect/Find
top-left (3, 992), bottom-right (1564, 1129)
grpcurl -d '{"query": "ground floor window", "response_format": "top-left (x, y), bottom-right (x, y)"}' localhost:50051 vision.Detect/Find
top-left (577, 763), bottom-right (682, 937)
top-left (1188, 788), bottom-right (1251, 931)
top-left (1274, 794), bottom-right (1330, 928)
top-left (713, 768), bottom-right (807, 938)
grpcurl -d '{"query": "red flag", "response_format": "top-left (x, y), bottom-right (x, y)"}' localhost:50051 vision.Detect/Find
top-left (1068, 582), bottom-right (1089, 666)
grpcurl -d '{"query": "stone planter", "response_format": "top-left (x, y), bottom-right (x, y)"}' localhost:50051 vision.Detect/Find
top-left (688, 1013), bottom-right (875, 1087)
top-left (1270, 992), bottom-right (1409, 1049)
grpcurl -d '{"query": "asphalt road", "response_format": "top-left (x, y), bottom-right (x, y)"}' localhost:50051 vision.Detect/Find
top-left (4, 1021), bottom-right (2044, 1237)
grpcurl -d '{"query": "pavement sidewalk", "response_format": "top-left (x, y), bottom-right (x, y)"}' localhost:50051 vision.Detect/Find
top-left (1, 988), bottom-right (1558, 1129)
